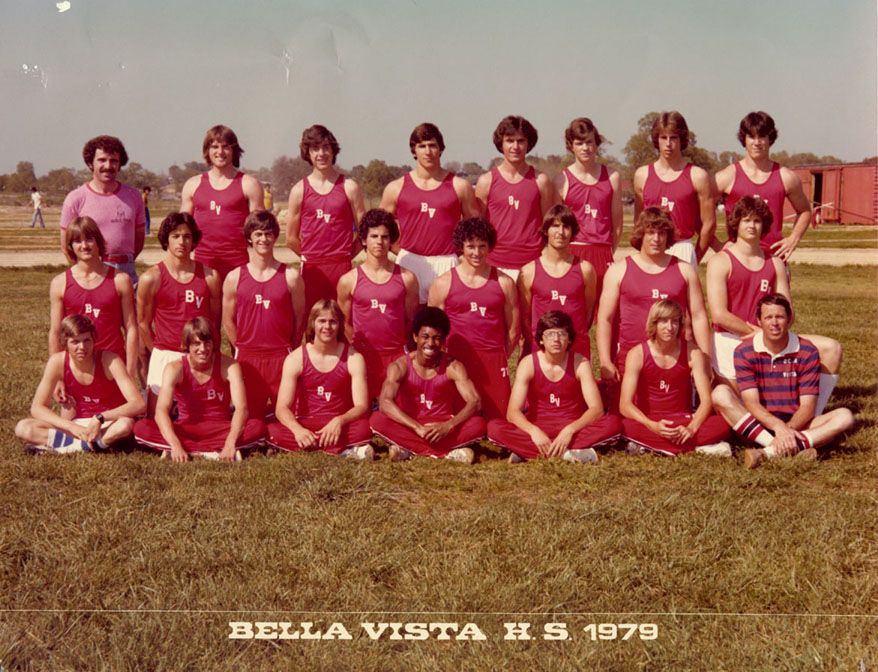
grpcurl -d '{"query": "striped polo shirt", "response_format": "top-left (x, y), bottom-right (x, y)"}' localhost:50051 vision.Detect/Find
top-left (734, 332), bottom-right (820, 418)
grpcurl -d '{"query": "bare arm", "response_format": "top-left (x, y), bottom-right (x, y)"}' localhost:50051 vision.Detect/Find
top-left (681, 262), bottom-right (711, 354)
top-left (221, 269), bottom-right (240, 348)
top-left (580, 260), bottom-right (597, 329)
top-left (402, 270), bottom-right (419, 337)
top-left (517, 262), bottom-right (535, 344)
top-left (609, 169), bottom-right (623, 251)
top-left (553, 170), bottom-right (569, 202)
top-left (104, 352), bottom-right (147, 420)
top-left (285, 181), bottom-right (304, 256)
top-left (221, 358), bottom-right (248, 461)
top-left (536, 171), bottom-right (557, 216)
top-left (155, 360), bottom-right (187, 461)
top-left (28, 354), bottom-right (83, 437)
top-left (379, 178), bottom-right (403, 216)
top-left (474, 171), bottom-right (491, 217)
top-left (499, 272), bottom-right (521, 356)
top-left (426, 270), bottom-right (452, 310)
top-left (48, 273), bottom-right (65, 356)
top-left (619, 346), bottom-right (651, 426)
top-left (377, 356), bottom-right (422, 432)
top-left (454, 176), bottom-right (480, 218)
top-left (686, 347), bottom-right (714, 435)
top-left (242, 175), bottom-right (264, 213)
top-left (180, 175), bottom-right (199, 214)
top-left (505, 354), bottom-right (551, 456)
top-left (287, 266), bottom-right (306, 345)
top-left (633, 166), bottom-right (648, 221)
top-left (116, 272), bottom-right (139, 380)
top-left (136, 266), bottom-right (160, 356)
top-left (596, 261), bottom-right (624, 381)
top-left (336, 269), bottom-right (357, 344)
top-left (205, 267), bottom-right (223, 334)
top-left (317, 350), bottom-right (369, 448)
top-left (345, 178), bottom-right (366, 257)
top-left (772, 167), bottom-right (812, 262)
top-left (705, 253), bottom-right (757, 337)
top-left (547, 354), bottom-right (605, 456)
top-left (274, 348), bottom-right (317, 448)
top-left (692, 167), bottom-right (717, 262)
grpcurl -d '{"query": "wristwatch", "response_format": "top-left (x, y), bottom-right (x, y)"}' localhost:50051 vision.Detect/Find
top-left (95, 413), bottom-right (105, 424)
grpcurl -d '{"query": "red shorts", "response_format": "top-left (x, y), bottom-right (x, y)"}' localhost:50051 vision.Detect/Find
top-left (133, 418), bottom-right (266, 453)
top-left (266, 415), bottom-right (372, 455)
top-left (621, 413), bottom-right (730, 455)
top-left (360, 347), bottom-right (406, 402)
top-left (370, 411), bottom-right (486, 458)
top-left (487, 414), bottom-right (621, 460)
top-left (236, 348), bottom-right (291, 420)
top-left (446, 346), bottom-right (510, 421)
top-left (302, 258), bottom-right (351, 313)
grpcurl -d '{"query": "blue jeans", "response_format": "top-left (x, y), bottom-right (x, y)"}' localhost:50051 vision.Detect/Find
top-left (30, 209), bottom-right (45, 228)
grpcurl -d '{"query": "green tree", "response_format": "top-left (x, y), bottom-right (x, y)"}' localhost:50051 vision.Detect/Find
top-left (623, 112), bottom-right (660, 176)
top-left (269, 156), bottom-right (311, 201)
top-left (7, 161), bottom-right (37, 192)
top-left (718, 151), bottom-right (743, 167)
top-left (351, 160), bottom-right (403, 202)
top-left (118, 162), bottom-right (161, 190)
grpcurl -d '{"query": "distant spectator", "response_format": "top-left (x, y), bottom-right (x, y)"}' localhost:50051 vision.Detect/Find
top-left (30, 186), bottom-right (45, 228)
top-left (142, 186), bottom-right (152, 235)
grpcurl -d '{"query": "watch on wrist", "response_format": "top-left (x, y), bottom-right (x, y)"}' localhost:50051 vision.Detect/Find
top-left (95, 413), bottom-right (105, 424)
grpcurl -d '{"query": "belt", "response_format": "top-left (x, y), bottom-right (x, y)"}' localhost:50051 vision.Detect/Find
top-left (104, 254), bottom-right (134, 263)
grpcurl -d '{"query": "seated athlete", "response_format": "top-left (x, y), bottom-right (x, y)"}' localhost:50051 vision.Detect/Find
top-left (137, 212), bottom-right (221, 416)
top-left (518, 204), bottom-right (596, 357)
top-left (222, 210), bottom-right (305, 419)
top-left (134, 317), bottom-right (265, 462)
top-left (15, 315), bottom-right (145, 454)
top-left (619, 299), bottom-right (731, 456)
top-left (706, 196), bottom-right (842, 411)
top-left (428, 216), bottom-right (520, 420)
top-left (711, 294), bottom-right (854, 468)
top-left (49, 216), bottom-right (137, 412)
top-left (267, 299), bottom-right (373, 459)
top-left (336, 209), bottom-right (419, 405)
top-left (370, 306), bottom-right (486, 463)
top-left (487, 311), bottom-right (621, 464)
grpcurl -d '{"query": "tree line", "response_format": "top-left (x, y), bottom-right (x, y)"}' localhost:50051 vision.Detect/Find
top-left (3, 112), bottom-right (867, 205)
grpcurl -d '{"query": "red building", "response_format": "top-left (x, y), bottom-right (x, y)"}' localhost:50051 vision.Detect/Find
top-left (787, 163), bottom-right (878, 225)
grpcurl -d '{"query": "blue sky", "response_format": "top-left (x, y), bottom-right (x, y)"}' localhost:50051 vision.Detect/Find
top-left (3, 0), bottom-right (876, 175)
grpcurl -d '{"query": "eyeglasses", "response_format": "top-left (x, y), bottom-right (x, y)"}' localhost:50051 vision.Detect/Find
top-left (542, 329), bottom-right (570, 340)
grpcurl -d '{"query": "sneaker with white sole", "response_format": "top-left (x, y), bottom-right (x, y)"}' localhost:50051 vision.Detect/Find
top-left (445, 447), bottom-right (474, 464)
top-left (794, 447), bottom-right (818, 462)
top-left (508, 452), bottom-right (525, 464)
top-left (623, 441), bottom-right (645, 456)
top-left (743, 448), bottom-right (763, 469)
top-left (341, 444), bottom-right (375, 461)
top-left (562, 448), bottom-right (599, 464)
top-left (388, 444), bottom-right (413, 462)
top-left (695, 441), bottom-right (732, 457)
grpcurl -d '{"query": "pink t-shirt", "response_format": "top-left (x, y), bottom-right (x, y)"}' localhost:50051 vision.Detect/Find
top-left (60, 183), bottom-right (145, 257)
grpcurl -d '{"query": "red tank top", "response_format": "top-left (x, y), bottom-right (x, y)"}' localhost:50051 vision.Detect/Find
top-left (642, 163), bottom-right (700, 240)
top-left (64, 351), bottom-right (126, 418)
top-left (396, 173), bottom-right (460, 255)
top-left (192, 172), bottom-right (250, 269)
top-left (618, 257), bottom-right (687, 350)
top-left (445, 268), bottom-right (506, 352)
top-left (234, 264), bottom-right (294, 353)
top-left (153, 262), bottom-right (212, 351)
top-left (300, 174), bottom-right (355, 262)
top-left (724, 162), bottom-right (786, 252)
top-left (526, 351), bottom-right (585, 424)
top-left (715, 249), bottom-right (776, 332)
top-left (530, 258), bottom-right (590, 350)
top-left (352, 266), bottom-right (407, 353)
top-left (63, 267), bottom-right (125, 358)
top-left (636, 340), bottom-right (691, 417)
top-left (294, 344), bottom-right (353, 417)
top-left (175, 355), bottom-right (230, 423)
top-left (398, 355), bottom-right (455, 422)
top-left (563, 166), bottom-right (614, 245)
top-left (485, 167), bottom-right (542, 269)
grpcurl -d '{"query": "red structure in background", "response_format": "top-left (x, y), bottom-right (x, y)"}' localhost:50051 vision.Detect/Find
top-left (786, 163), bottom-right (878, 225)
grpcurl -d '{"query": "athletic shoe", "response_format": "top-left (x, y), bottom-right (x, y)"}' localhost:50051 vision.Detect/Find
top-left (388, 444), bottom-right (413, 462)
top-left (695, 441), bottom-right (733, 457)
top-left (623, 441), bottom-right (645, 456)
top-left (445, 447), bottom-right (474, 464)
top-left (23, 444), bottom-right (46, 456)
top-left (508, 452), bottom-right (525, 464)
top-left (341, 444), bottom-right (375, 461)
top-left (562, 448), bottom-right (599, 464)
top-left (794, 447), bottom-right (818, 462)
top-left (743, 448), bottom-right (763, 469)
top-left (192, 450), bottom-right (243, 462)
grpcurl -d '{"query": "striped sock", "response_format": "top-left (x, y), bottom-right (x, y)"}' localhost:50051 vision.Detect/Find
top-left (733, 414), bottom-right (772, 447)
top-left (798, 431), bottom-right (814, 452)
top-left (46, 429), bottom-right (90, 453)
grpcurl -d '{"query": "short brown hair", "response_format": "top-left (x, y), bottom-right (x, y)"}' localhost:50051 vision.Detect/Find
top-left (59, 314), bottom-right (97, 348)
top-left (243, 210), bottom-right (280, 244)
top-left (539, 204), bottom-right (579, 244)
top-left (299, 125), bottom-right (340, 164)
top-left (181, 317), bottom-right (216, 351)
top-left (645, 299), bottom-right (683, 340)
top-left (564, 117), bottom-right (604, 152)
top-left (630, 207), bottom-right (676, 251)
top-left (493, 116), bottom-right (538, 153)
top-left (651, 111), bottom-right (690, 151)
top-left (202, 125), bottom-right (243, 168)
top-left (535, 311), bottom-right (576, 351)
top-left (409, 123), bottom-right (445, 156)
top-left (305, 299), bottom-right (345, 343)
top-left (726, 196), bottom-right (772, 242)
top-left (64, 216), bottom-right (106, 263)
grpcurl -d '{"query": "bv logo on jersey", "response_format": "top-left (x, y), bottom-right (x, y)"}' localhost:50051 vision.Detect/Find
top-left (315, 209), bottom-right (331, 224)
top-left (185, 290), bottom-right (205, 308)
top-left (82, 395), bottom-right (99, 404)
top-left (255, 294), bottom-right (271, 309)
top-left (549, 393), bottom-right (561, 407)
top-left (501, 367), bottom-right (508, 378)
top-left (370, 299), bottom-right (387, 314)
top-left (507, 195), bottom-right (520, 210)
top-left (551, 290), bottom-right (567, 306)
top-left (210, 200), bottom-right (222, 216)
top-left (583, 204), bottom-right (598, 218)
top-left (419, 393), bottom-right (433, 410)
top-left (660, 197), bottom-right (676, 212)
top-left (317, 385), bottom-right (332, 401)
top-left (659, 380), bottom-right (670, 393)
top-left (469, 302), bottom-right (487, 317)
top-left (206, 389), bottom-right (225, 401)
top-left (651, 289), bottom-right (669, 300)
top-left (760, 279), bottom-right (770, 293)
top-left (84, 303), bottom-right (101, 319)
top-left (420, 203), bottom-right (436, 218)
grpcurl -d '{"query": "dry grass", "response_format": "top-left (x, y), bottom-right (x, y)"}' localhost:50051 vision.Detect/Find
top-left (0, 264), bottom-right (875, 670)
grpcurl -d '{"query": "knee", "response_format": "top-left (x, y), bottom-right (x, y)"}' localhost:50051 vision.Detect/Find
top-left (111, 417), bottom-right (135, 440)
top-left (711, 384), bottom-right (735, 411)
top-left (817, 337), bottom-right (843, 373)
top-left (834, 408), bottom-right (855, 433)
top-left (14, 419), bottom-right (33, 442)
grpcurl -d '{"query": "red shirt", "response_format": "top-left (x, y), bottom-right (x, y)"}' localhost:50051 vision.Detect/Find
top-left (175, 355), bottom-right (230, 423)
top-left (294, 344), bottom-right (354, 418)
top-left (234, 264), bottom-right (294, 354)
top-left (642, 163), bottom-right (700, 240)
top-left (153, 262), bottom-right (212, 351)
top-left (300, 174), bottom-right (355, 262)
top-left (64, 351), bottom-right (126, 418)
top-left (485, 167), bottom-right (542, 269)
top-left (724, 162), bottom-right (786, 252)
top-left (397, 355), bottom-right (456, 422)
top-left (635, 341), bottom-right (692, 418)
top-left (618, 257), bottom-right (687, 353)
top-left (715, 250), bottom-right (776, 332)
top-left (563, 166), bottom-right (614, 246)
top-left (445, 268), bottom-right (506, 354)
top-left (526, 352), bottom-right (585, 424)
top-left (63, 267), bottom-right (125, 358)
top-left (352, 266), bottom-right (407, 354)
top-left (192, 172), bottom-right (250, 270)
top-left (530, 258), bottom-right (590, 356)
top-left (397, 173), bottom-right (461, 255)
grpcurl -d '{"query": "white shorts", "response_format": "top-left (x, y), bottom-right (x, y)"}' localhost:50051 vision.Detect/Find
top-left (72, 417), bottom-right (113, 429)
top-left (147, 348), bottom-right (184, 395)
top-left (667, 239), bottom-right (697, 267)
top-left (712, 330), bottom-right (742, 379)
top-left (496, 267), bottom-right (520, 283)
top-left (396, 249), bottom-right (459, 303)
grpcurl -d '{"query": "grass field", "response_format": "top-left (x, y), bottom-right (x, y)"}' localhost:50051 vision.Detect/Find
top-left (0, 263), bottom-right (875, 670)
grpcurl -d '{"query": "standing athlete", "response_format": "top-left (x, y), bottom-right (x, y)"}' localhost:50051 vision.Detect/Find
top-left (60, 135), bottom-right (145, 284)
top-left (181, 125), bottom-right (263, 280)
top-left (336, 209), bottom-right (419, 404)
top-left (554, 117), bottom-right (623, 302)
top-left (287, 125), bottom-right (366, 313)
top-left (381, 122), bottom-right (479, 304)
top-left (715, 111), bottom-right (812, 262)
top-left (222, 210), bottom-right (305, 420)
top-left (633, 111), bottom-right (715, 265)
top-left (475, 115), bottom-right (555, 280)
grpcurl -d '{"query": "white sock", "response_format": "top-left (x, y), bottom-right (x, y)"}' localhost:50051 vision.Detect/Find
top-left (815, 374), bottom-right (838, 416)
top-left (762, 445), bottom-right (778, 458)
